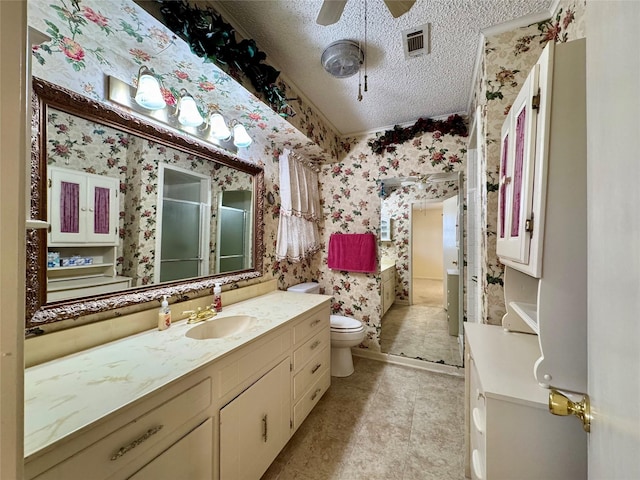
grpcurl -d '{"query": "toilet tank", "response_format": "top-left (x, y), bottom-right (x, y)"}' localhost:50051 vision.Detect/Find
top-left (287, 282), bottom-right (320, 294)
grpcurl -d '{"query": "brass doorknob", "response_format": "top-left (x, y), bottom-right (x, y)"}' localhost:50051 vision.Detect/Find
top-left (549, 389), bottom-right (591, 432)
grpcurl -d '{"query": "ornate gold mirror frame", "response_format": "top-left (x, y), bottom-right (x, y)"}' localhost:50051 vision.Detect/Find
top-left (26, 78), bottom-right (265, 330)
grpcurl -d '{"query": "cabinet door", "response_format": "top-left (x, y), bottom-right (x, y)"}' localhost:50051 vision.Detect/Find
top-left (49, 166), bottom-right (119, 245)
top-left (128, 418), bottom-right (213, 480)
top-left (86, 175), bottom-right (119, 244)
top-left (219, 358), bottom-right (291, 480)
top-left (49, 167), bottom-right (88, 244)
top-left (496, 65), bottom-right (539, 264)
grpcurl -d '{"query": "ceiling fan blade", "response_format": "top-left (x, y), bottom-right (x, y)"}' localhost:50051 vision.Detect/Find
top-left (316, 0), bottom-right (348, 26)
top-left (383, 0), bottom-right (416, 18)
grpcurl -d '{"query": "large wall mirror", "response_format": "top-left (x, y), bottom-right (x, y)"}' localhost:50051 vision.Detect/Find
top-left (26, 78), bottom-right (264, 329)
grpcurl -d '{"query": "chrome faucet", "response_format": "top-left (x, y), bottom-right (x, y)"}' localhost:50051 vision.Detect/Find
top-left (183, 305), bottom-right (217, 324)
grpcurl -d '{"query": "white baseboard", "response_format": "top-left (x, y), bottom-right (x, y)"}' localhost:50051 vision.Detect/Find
top-left (351, 348), bottom-right (464, 377)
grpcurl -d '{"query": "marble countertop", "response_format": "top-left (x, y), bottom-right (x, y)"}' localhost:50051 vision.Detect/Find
top-left (24, 290), bottom-right (331, 459)
top-left (380, 259), bottom-right (396, 271)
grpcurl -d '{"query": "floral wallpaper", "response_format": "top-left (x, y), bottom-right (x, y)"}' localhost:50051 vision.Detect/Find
top-left (475, 0), bottom-right (586, 324)
top-left (28, 0), bottom-right (340, 163)
top-left (314, 130), bottom-right (467, 353)
top-left (46, 109), bottom-right (252, 286)
top-left (28, 0), bottom-right (337, 299)
top-left (30, 0), bottom-right (587, 359)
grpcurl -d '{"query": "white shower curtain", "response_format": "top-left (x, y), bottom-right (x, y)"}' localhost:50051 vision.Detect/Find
top-left (276, 149), bottom-right (322, 262)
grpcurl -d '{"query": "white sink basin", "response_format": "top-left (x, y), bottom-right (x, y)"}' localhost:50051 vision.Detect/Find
top-left (185, 315), bottom-right (258, 340)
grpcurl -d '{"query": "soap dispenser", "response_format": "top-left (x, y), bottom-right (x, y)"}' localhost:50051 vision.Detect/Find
top-left (158, 295), bottom-right (171, 330)
top-left (213, 283), bottom-right (222, 312)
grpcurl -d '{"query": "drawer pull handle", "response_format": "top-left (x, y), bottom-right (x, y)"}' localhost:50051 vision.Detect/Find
top-left (310, 319), bottom-right (321, 328)
top-left (311, 388), bottom-right (322, 401)
top-left (311, 363), bottom-right (322, 374)
top-left (310, 340), bottom-right (321, 350)
top-left (110, 425), bottom-right (164, 461)
top-left (262, 414), bottom-right (268, 443)
top-left (476, 389), bottom-right (485, 401)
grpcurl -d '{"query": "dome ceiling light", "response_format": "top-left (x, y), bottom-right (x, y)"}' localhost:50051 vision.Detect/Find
top-left (321, 40), bottom-right (363, 78)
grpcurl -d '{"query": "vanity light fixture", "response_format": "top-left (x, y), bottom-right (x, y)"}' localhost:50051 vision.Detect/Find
top-left (175, 89), bottom-right (204, 127)
top-left (134, 66), bottom-right (166, 111)
top-left (231, 121), bottom-right (252, 148)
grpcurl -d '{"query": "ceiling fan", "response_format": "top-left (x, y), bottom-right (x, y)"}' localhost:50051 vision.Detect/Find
top-left (316, 0), bottom-right (416, 26)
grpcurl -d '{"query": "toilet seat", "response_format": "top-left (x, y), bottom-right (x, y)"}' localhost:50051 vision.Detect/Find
top-left (330, 315), bottom-right (364, 333)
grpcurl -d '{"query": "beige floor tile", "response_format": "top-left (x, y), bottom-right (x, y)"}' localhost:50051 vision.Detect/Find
top-left (380, 279), bottom-right (463, 367)
top-left (262, 358), bottom-right (465, 480)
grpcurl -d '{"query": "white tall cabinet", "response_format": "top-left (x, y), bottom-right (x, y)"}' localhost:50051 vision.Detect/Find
top-left (466, 39), bottom-right (588, 478)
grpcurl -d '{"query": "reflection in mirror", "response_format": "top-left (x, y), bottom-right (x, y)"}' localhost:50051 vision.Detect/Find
top-left (27, 78), bottom-right (264, 328)
top-left (378, 174), bottom-right (463, 366)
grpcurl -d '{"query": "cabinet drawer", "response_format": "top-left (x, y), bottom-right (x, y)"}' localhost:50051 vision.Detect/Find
top-left (293, 329), bottom-right (330, 373)
top-left (128, 418), bottom-right (213, 480)
top-left (215, 329), bottom-right (291, 401)
top-left (293, 345), bottom-right (330, 402)
top-left (292, 307), bottom-right (329, 345)
top-left (471, 449), bottom-right (485, 480)
top-left (381, 267), bottom-right (395, 282)
top-left (293, 369), bottom-right (330, 431)
top-left (34, 378), bottom-right (211, 480)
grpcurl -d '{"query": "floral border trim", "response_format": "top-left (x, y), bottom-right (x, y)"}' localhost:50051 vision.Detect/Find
top-left (368, 114), bottom-right (468, 154)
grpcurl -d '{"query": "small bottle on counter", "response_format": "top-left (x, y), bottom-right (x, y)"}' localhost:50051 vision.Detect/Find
top-left (213, 283), bottom-right (222, 312)
top-left (158, 295), bottom-right (171, 330)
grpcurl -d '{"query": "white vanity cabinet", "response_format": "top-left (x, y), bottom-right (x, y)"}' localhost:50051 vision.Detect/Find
top-left (215, 303), bottom-right (331, 479)
top-left (24, 293), bottom-right (332, 480)
top-left (291, 308), bottom-right (331, 431)
top-left (220, 359), bottom-right (291, 480)
top-left (465, 324), bottom-right (586, 480)
top-left (27, 375), bottom-right (214, 480)
top-left (446, 269), bottom-right (459, 336)
top-left (381, 263), bottom-right (395, 316)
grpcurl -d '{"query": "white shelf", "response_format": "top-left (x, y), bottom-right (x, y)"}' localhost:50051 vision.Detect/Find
top-left (47, 275), bottom-right (130, 292)
top-left (48, 262), bottom-right (114, 272)
top-left (509, 301), bottom-right (538, 333)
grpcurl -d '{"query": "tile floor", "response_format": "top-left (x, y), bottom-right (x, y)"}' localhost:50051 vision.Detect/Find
top-left (380, 279), bottom-right (461, 366)
top-left (261, 357), bottom-right (465, 480)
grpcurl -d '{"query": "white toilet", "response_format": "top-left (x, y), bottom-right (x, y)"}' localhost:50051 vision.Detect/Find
top-left (287, 282), bottom-right (366, 377)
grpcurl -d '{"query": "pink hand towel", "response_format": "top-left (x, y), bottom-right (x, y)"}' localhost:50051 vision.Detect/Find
top-left (327, 233), bottom-right (377, 273)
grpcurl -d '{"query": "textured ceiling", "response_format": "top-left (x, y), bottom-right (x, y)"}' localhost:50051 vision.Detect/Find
top-left (213, 0), bottom-right (553, 136)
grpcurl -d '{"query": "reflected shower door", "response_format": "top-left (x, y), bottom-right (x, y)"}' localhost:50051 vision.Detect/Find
top-left (217, 206), bottom-right (246, 273)
top-left (160, 198), bottom-right (202, 282)
top-left (156, 164), bottom-right (210, 283)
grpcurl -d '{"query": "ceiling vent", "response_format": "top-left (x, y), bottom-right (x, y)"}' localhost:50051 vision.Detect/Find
top-left (402, 24), bottom-right (430, 60)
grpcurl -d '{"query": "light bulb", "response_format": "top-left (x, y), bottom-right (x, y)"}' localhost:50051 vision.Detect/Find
top-left (232, 123), bottom-right (252, 148)
top-left (134, 68), bottom-right (166, 110)
top-left (209, 113), bottom-right (231, 140)
top-left (177, 92), bottom-right (203, 127)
